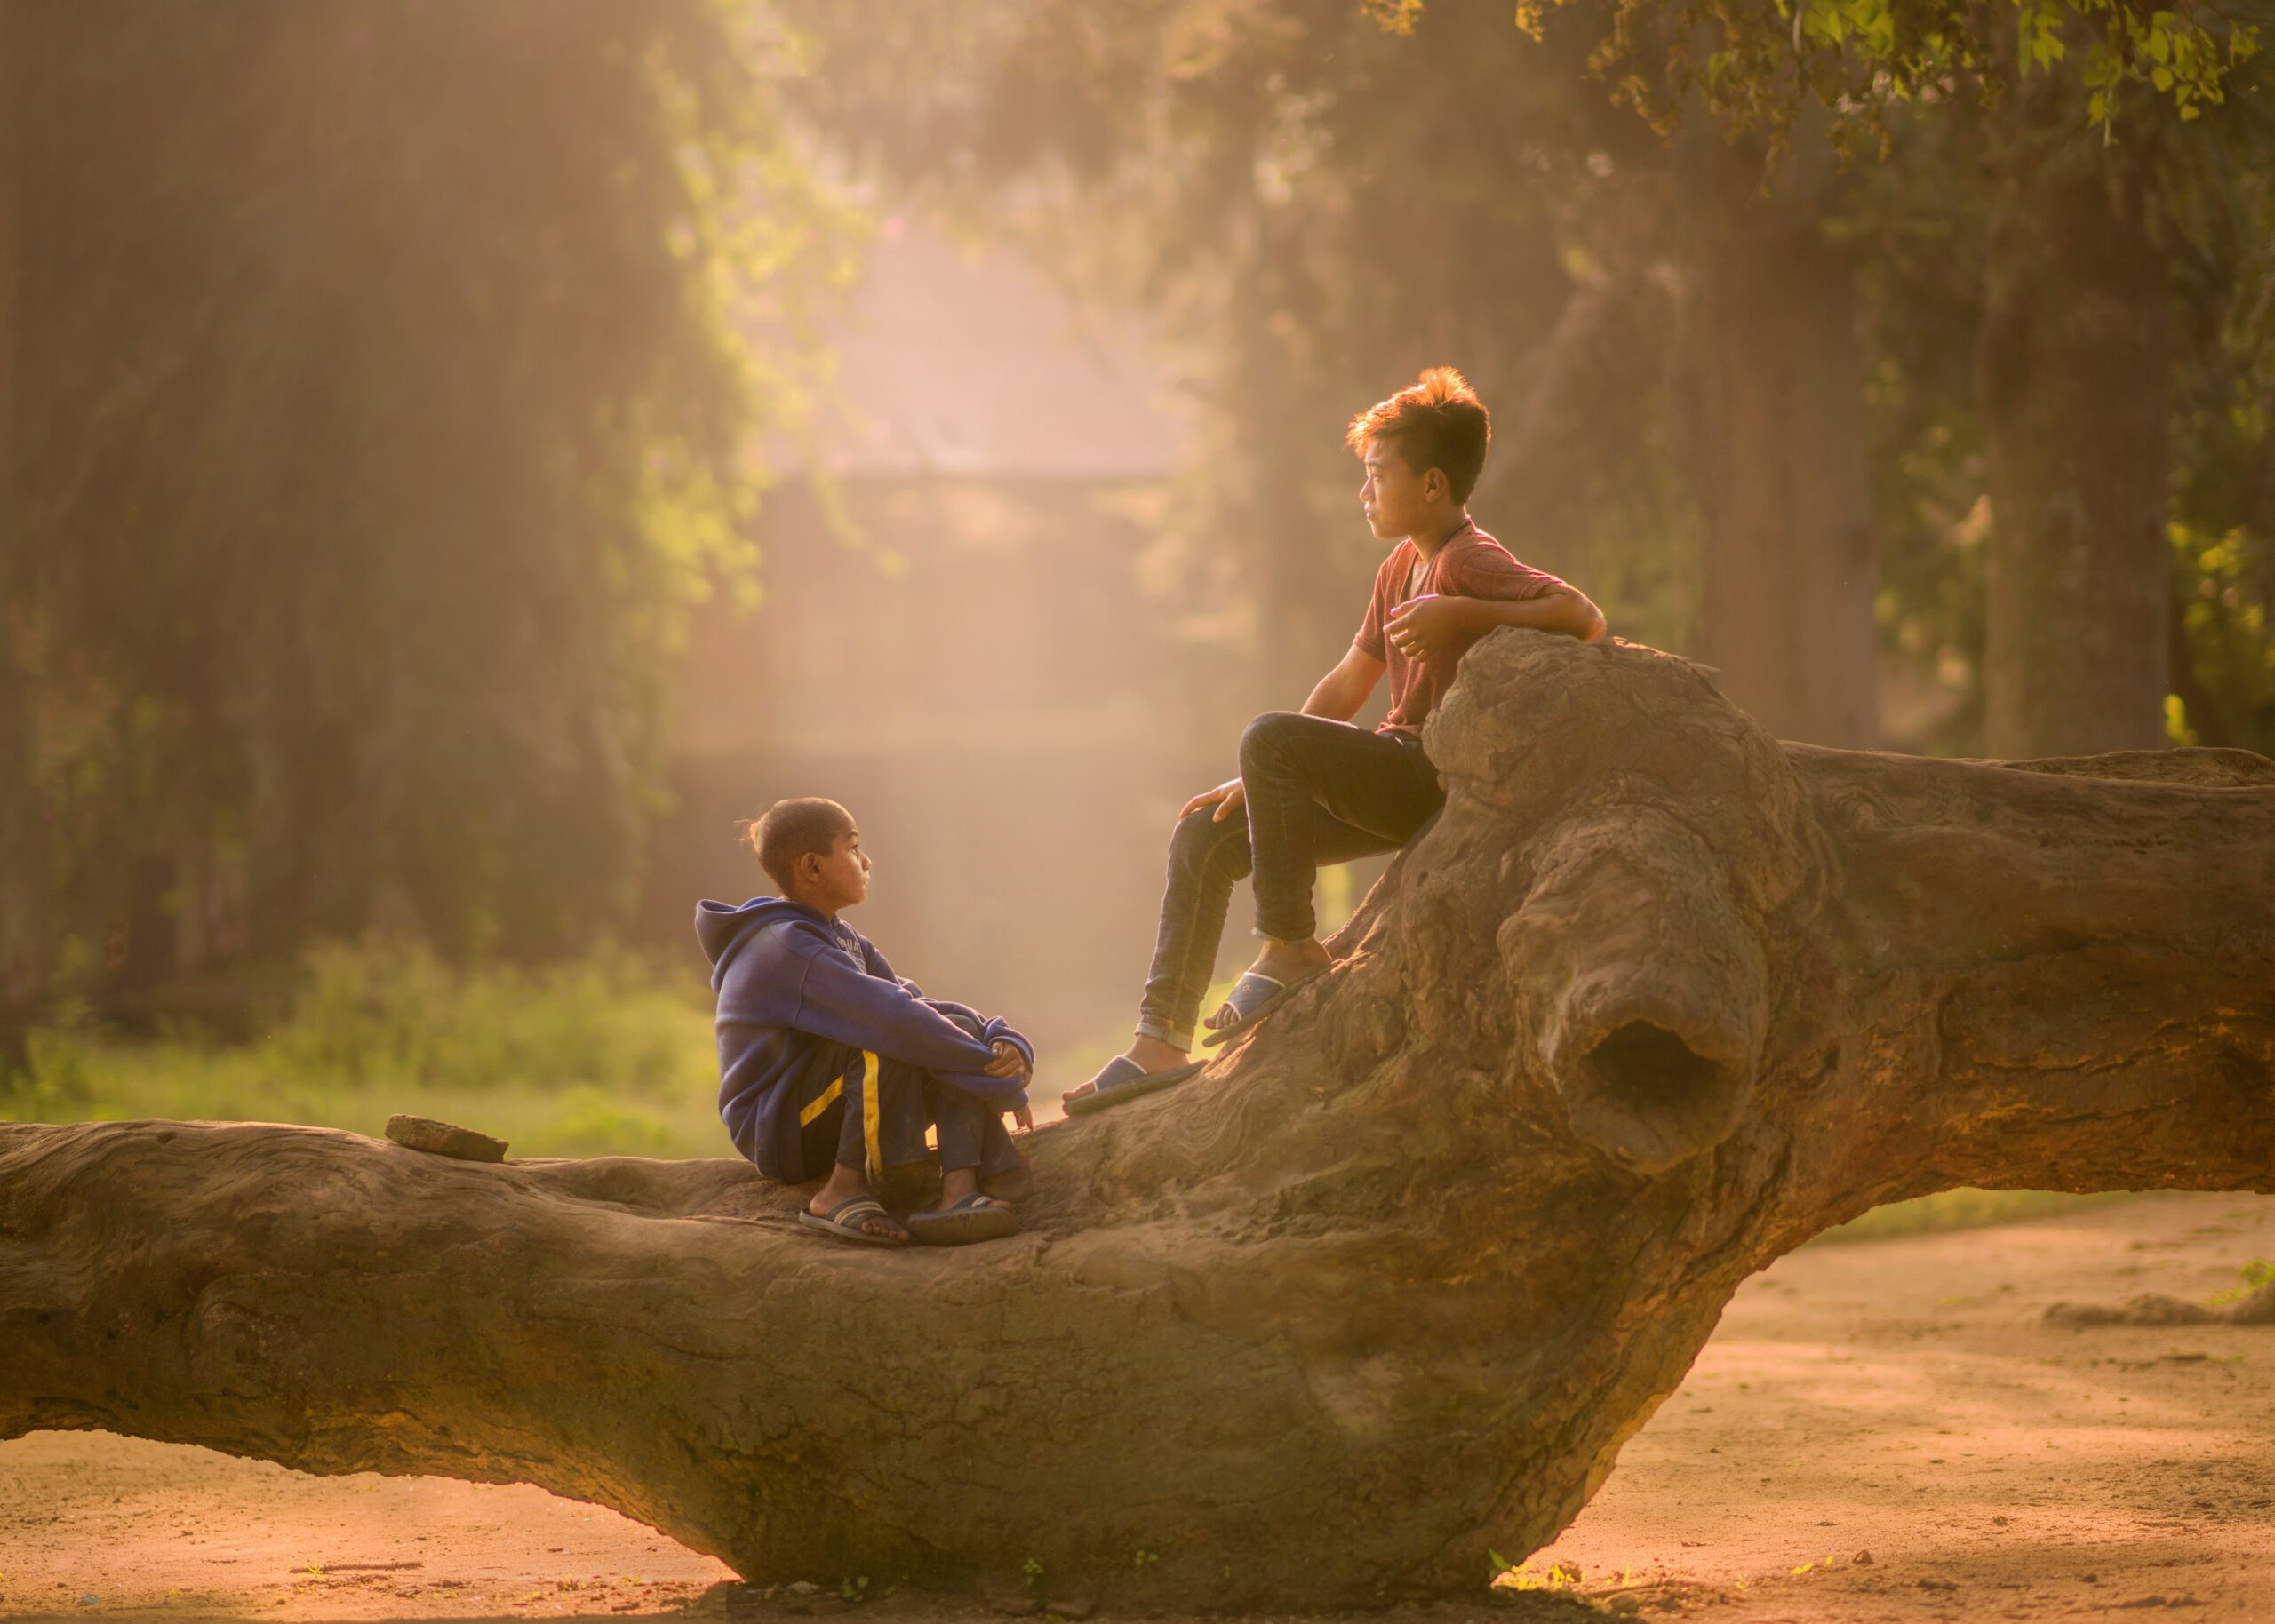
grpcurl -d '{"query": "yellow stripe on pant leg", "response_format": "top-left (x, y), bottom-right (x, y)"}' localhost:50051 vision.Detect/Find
top-left (861, 1050), bottom-right (882, 1178)
top-left (797, 1076), bottom-right (844, 1128)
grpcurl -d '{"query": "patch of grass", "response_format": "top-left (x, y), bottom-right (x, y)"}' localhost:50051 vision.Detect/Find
top-left (0, 941), bottom-right (728, 1161)
top-left (2209, 1257), bottom-right (2273, 1306)
top-left (0, 1042), bottom-right (726, 1159)
top-left (268, 939), bottom-right (714, 1097)
top-left (1489, 1555), bottom-right (1585, 1593)
top-left (1812, 1188), bottom-right (2136, 1245)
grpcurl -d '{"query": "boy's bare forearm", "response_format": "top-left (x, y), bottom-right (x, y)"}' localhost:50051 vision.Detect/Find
top-left (1301, 659), bottom-right (1375, 721)
top-left (1458, 590), bottom-right (1606, 642)
top-left (1300, 671), bottom-right (1358, 720)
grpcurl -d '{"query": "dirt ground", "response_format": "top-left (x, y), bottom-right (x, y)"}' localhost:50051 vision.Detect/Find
top-left (3, 1192), bottom-right (2271, 1624)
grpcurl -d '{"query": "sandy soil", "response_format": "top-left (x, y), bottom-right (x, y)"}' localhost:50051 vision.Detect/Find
top-left (3, 1191), bottom-right (2271, 1624)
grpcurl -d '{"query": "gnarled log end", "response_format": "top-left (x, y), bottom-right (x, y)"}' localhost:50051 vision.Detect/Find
top-left (1499, 806), bottom-right (1770, 1176)
top-left (1423, 636), bottom-right (1809, 1176)
top-left (1566, 1015), bottom-right (1751, 1176)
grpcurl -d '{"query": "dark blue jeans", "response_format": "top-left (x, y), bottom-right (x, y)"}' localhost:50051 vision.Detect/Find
top-left (1137, 712), bottom-right (1443, 1048)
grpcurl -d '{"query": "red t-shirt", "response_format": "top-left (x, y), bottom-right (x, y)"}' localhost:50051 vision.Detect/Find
top-left (1353, 523), bottom-right (1570, 733)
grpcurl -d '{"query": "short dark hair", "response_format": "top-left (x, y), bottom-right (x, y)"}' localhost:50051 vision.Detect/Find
top-left (744, 798), bottom-right (855, 890)
top-left (1345, 366), bottom-right (1491, 504)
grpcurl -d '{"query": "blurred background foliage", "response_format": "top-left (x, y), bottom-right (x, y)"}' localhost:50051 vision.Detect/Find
top-left (1, 0), bottom-right (854, 1041)
top-left (3, 0), bottom-right (2272, 1198)
top-left (12, 942), bottom-right (717, 1158)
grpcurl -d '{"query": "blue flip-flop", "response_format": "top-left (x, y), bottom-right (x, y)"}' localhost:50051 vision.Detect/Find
top-left (1201, 968), bottom-right (1326, 1047)
top-left (1060, 1054), bottom-right (1204, 1117)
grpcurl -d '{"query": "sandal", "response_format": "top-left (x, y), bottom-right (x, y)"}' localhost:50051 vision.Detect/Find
top-left (1061, 1054), bottom-right (1204, 1118)
top-left (797, 1195), bottom-right (908, 1246)
top-left (1201, 968), bottom-right (1325, 1047)
top-left (906, 1191), bottom-right (1018, 1246)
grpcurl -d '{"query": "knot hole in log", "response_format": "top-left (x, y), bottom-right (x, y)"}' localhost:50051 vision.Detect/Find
top-left (1580, 1017), bottom-right (1741, 1150)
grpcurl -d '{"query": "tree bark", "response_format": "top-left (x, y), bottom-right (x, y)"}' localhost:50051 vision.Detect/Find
top-left (1691, 140), bottom-right (1880, 748)
top-left (0, 0), bottom-right (48, 1069)
top-left (1234, 203), bottom-right (1351, 691)
top-left (1977, 79), bottom-right (2175, 758)
top-left (4, 633), bottom-right (2271, 1607)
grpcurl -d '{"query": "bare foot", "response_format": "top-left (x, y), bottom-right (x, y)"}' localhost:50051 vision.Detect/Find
top-left (808, 1164), bottom-right (906, 1242)
top-left (1125, 1032), bottom-right (1192, 1072)
top-left (1250, 935), bottom-right (1332, 983)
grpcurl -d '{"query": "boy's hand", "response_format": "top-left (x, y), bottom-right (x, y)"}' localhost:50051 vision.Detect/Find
top-left (1181, 776), bottom-right (1247, 823)
top-left (986, 1039), bottom-right (1034, 1132)
top-left (1386, 593), bottom-right (1467, 662)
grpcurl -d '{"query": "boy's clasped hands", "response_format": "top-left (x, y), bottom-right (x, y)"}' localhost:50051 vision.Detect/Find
top-left (986, 1039), bottom-right (1036, 1133)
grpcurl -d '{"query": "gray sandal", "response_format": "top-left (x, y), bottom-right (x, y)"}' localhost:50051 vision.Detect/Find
top-left (1062, 1054), bottom-right (1204, 1117)
top-left (798, 1196), bottom-right (908, 1246)
top-left (1201, 968), bottom-right (1325, 1047)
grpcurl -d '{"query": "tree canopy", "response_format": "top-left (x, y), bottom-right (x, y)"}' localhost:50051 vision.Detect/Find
top-left (785, 0), bottom-right (2275, 757)
top-left (2, 0), bottom-right (851, 1034)
top-left (1481, 0), bottom-right (2262, 147)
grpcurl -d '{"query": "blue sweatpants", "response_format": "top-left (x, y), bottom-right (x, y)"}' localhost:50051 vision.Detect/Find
top-left (794, 1050), bottom-right (1020, 1180)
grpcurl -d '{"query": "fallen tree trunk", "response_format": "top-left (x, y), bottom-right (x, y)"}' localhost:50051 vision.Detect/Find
top-left (4, 633), bottom-right (2271, 1607)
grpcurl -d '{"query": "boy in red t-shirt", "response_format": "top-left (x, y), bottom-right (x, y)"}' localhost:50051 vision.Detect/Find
top-left (1066, 366), bottom-right (1606, 1114)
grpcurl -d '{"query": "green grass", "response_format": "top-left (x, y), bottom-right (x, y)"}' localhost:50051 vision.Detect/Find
top-left (3, 1056), bottom-right (725, 1160)
top-left (1, 942), bottom-right (730, 1160)
top-left (2209, 1257), bottom-right (2273, 1306)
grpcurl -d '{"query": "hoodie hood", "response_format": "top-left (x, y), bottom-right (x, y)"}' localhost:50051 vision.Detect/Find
top-left (695, 896), bottom-right (824, 975)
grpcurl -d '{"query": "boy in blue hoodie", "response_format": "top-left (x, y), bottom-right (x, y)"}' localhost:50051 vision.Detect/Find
top-left (696, 798), bottom-right (1034, 1247)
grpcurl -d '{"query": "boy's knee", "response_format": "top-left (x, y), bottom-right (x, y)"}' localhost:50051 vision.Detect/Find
top-left (1239, 709), bottom-right (1303, 773)
top-left (1169, 804), bottom-right (1238, 865)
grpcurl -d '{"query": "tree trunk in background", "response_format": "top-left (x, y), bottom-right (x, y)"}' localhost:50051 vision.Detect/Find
top-left (1232, 201), bottom-right (1351, 700)
top-left (6, 633), bottom-right (2271, 1608)
top-left (1977, 80), bottom-right (2174, 759)
top-left (1690, 142), bottom-right (1880, 747)
top-left (0, 0), bottom-right (48, 1071)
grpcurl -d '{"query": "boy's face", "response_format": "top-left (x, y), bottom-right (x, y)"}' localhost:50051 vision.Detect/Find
top-left (798, 827), bottom-right (871, 913)
top-left (1359, 436), bottom-right (1441, 542)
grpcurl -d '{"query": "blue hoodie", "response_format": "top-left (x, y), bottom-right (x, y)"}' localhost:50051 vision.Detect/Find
top-left (695, 896), bottom-right (1034, 1182)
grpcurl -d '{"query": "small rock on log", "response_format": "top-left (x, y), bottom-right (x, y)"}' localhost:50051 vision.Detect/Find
top-left (384, 1114), bottom-right (507, 1163)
